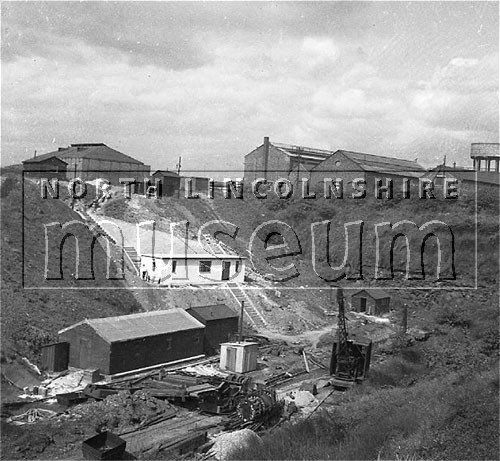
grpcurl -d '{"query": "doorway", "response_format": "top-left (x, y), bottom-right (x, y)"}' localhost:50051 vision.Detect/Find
top-left (222, 261), bottom-right (231, 281)
top-left (226, 347), bottom-right (237, 370)
top-left (79, 337), bottom-right (91, 369)
top-left (360, 297), bottom-right (367, 313)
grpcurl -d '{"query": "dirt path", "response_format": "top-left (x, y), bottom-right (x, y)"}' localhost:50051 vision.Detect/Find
top-left (260, 323), bottom-right (335, 348)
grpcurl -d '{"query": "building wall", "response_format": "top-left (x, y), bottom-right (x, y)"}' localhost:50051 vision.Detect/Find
top-left (351, 293), bottom-right (390, 316)
top-left (204, 318), bottom-right (239, 354)
top-left (108, 328), bottom-right (204, 374)
top-left (64, 157), bottom-right (150, 184)
top-left (23, 158), bottom-right (67, 180)
top-left (310, 152), bottom-right (422, 198)
top-left (244, 145), bottom-right (291, 183)
top-left (152, 174), bottom-right (181, 197)
top-left (185, 313), bottom-right (239, 355)
top-left (310, 151), bottom-right (366, 196)
top-left (59, 323), bottom-right (111, 373)
top-left (141, 255), bottom-right (246, 285)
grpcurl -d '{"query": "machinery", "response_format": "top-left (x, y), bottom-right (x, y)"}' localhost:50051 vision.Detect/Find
top-left (330, 288), bottom-right (372, 389)
top-left (235, 383), bottom-right (278, 422)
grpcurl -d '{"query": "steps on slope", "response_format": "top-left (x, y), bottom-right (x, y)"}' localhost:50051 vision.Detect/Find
top-left (123, 246), bottom-right (141, 275)
top-left (226, 282), bottom-right (267, 330)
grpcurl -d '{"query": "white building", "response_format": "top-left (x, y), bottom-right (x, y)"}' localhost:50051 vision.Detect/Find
top-left (139, 226), bottom-right (246, 286)
top-left (140, 252), bottom-right (245, 285)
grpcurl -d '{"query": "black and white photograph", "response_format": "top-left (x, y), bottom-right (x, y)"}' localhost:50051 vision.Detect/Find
top-left (1, 1), bottom-right (499, 459)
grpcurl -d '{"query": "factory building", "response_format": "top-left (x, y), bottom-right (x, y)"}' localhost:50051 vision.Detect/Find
top-left (243, 137), bottom-right (332, 183)
top-left (25, 143), bottom-right (151, 185)
top-left (309, 149), bottom-right (426, 195)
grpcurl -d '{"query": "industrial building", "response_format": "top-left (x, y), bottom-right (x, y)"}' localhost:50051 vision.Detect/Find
top-left (58, 309), bottom-right (205, 375)
top-left (22, 152), bottom-right (68, 180)
top-left (186, 304), bottom-right (239, 355)
top-left (24, 143), bottom-right (151, 185)
top-left (244, 137), bottom-right (332, 182)
top-left (309, 149), bottom-right (426, 194)
top-left (351, 289), bottom-right (391, 316)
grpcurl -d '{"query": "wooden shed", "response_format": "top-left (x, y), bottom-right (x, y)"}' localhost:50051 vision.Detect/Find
top-left (186, 305), bottom-right (239, 355)
top-left (41, 342), bottom-right (69, 372)
top-left (219, 342), bottom-right (258, 373)
top-left (351, 289), bottom-right (391, 316)
top-left (58, 309), bottom-right (205, 375)
top-left (151, 170), bottom-right (181, 197)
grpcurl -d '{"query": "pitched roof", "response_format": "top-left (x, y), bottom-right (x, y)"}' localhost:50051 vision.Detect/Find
top-left (335, 150), bottom-right (425, 177)
top-left (50, 143), bottom-right (146, 165)
top-left (58, 308), bottom-right (204, 343)
top-left (351, 289), bottom-right (390, 300)
top-left (430, 165), bottom-right (500, 186)
top-left (22, 152), bottom-right (68, 164)
top-left (187, 304), bottom-right (239, 321)
top-left (152, 170), bottom-right (180, 177)
top-left (272, 142), bottom-right (333, 162)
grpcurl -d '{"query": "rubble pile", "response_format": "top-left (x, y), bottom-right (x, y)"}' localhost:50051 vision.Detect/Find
top-left (69, 390), bottom-right (176, 433)
top-left (208, 428), bottom-right (263, 460)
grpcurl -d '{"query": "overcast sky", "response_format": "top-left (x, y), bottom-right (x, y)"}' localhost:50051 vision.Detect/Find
top-left (2, 1), bottom-right (498, 172)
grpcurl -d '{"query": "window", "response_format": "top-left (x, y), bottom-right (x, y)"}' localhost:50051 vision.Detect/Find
top-left (335, 160), bottom-right (341, 167)
top-left (235, 260), bottom-right (240, 273)
top-left (172, 260), bottom-right (177, 274)
top-left (199, 260), bottom-right (212, 273)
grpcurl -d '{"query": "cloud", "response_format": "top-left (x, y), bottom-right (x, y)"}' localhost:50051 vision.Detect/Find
top-left (1, 2), bottom-right (498, 171)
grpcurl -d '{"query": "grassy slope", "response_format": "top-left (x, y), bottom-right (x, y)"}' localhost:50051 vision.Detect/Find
top-left (1, 174), bottom-right (143, 362)
top-left (163, 185), bottom-right (498, 460)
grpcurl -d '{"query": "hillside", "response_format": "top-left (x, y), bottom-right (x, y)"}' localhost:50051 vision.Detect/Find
top-left (0, 174), bottom-right (144, 363)
top-left (97, 181), bottom-right (499, 459)
top-left (1, 174), bottom-right (498, 459)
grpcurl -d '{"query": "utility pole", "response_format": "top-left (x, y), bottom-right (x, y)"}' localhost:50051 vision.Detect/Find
top-left (239, 300), bottom-right (245, 342)
top-left (176, 156), bottom-right (182, 176)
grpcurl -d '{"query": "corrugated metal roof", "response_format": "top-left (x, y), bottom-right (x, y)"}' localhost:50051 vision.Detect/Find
top-left (49, 144), bottom-right (146, 165)
top-left (351, 289), bottom-right (390, 300)
top-left (187, 304), bottom-right (239, 321)
top-left (22, 152), bottom-right (68, 164)
top-left (338, 150), bottom-right (425, 176)
top-left (58, 309), bottom-right (204, 343)
top-left (273, 143), bottom-right (333, 162)
top-left (152, 170), bottom-right (180, 177)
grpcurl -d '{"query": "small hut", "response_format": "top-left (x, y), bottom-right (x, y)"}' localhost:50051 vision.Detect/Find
top-left (351, 289), bottom-right (391, 316)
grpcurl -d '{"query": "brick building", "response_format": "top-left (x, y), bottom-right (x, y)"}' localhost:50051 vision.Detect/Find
top-left (309, 149), bottom-right (426, 197)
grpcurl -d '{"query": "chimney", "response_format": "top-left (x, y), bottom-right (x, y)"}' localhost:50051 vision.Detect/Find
top-left (33, 150), bottom-right (37, 158)
top-left (263, 137), bottom-right (270, 180)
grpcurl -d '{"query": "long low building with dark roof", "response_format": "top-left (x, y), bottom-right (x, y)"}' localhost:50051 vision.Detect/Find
top-left (23, 143), bottom-right (150, 185)
top-left (58, 309), bottom-right (205, 375)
